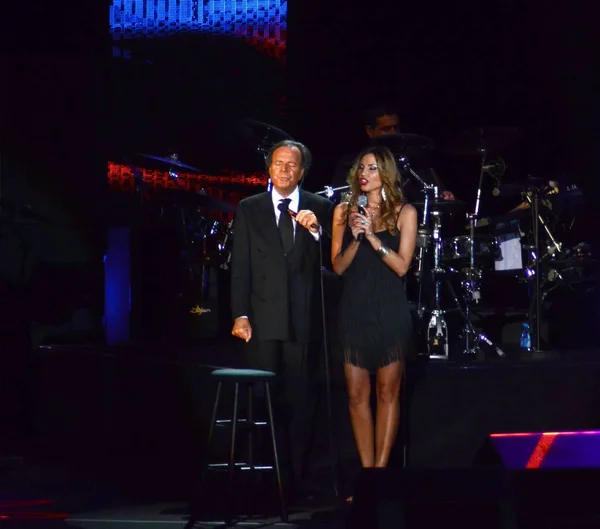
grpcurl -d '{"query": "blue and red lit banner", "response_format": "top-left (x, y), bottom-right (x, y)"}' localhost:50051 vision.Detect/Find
top-left (110, 1), bottom-right (287, 59)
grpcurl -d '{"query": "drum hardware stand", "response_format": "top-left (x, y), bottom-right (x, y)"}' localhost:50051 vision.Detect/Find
top-left (526, 185), bottom-right (545, 353)
top-left (455, 131), bottom-right (505, 359)
top-left (474, 129), bottom-right (488, 218)
top-left (523, 190), bottom-right (563, 257)
top-left (460, 212), bottom-right (481, 356)
top-left (455, 213), bottom-right (505, 359)
top-left (427, 201), bottom-right (450, 360)
top-left (396, 156), bottom-right (435, 317)
top-left (443, 275), bottom-right (506, 359)
top-left (414, 183), bottom-right (432, 319)
top-left (316, 184), bottom-right (350, 198)
top-left (395, 156), bottom-right (451, 359)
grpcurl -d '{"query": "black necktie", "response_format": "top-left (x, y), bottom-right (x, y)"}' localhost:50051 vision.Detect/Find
top-left (278, 198), bottom-right (294, 254)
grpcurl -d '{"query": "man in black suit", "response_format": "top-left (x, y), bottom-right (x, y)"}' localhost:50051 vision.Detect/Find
top-left (230, 140), bottom-right (335, 499)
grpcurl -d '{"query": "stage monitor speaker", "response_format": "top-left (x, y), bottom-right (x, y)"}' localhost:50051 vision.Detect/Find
top-left (350, 431), bottom-right (600, 528)
top-left (482, 430), bottom-right (600, 469)
top-left (348, 467), bottom-right (511, 529)
top-left (478, 431), bottom-right (600, 527)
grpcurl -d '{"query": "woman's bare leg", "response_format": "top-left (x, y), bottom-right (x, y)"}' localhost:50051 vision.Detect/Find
top-left (374, 361), bottom-right (403, 467)
top-left (344, 363), bottom-right (374, 468)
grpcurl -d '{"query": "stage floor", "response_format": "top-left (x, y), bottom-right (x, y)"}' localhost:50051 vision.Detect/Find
top-left (0, 339), bottom-right (599, 527)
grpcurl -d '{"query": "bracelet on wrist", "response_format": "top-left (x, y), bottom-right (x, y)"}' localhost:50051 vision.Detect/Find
top-left (377, 244), bottom-right (390, 258)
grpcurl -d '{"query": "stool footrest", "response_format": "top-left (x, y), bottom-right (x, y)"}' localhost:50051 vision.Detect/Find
top-left (216, 419), bottom-right (268, 426)
top-left (207, 463), bottom-right (274, 471)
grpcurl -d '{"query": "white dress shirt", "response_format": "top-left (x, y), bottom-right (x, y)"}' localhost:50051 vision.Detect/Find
top-left (272, 186), bottom-right (320, 241)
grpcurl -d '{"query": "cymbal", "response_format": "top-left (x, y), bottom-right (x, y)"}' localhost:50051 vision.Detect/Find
top-left (443, 127), bottom-right (522, 156)
top-left (137, 153), bottom-right (201, 172)
top-left (154, 189), bottom-right (237, 212)
top-left (411, 198), bottom-right (467, 213)
top-left (369, 133), bottom-right (435, 157)
top-left (241, 119), bottom-right (295, 153)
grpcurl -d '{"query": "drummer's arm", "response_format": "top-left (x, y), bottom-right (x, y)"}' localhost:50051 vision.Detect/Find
top-left (430, 168), bottom-right (455, 200)
top-left (509, 201), bottom-right (530, 212)
top-left (365, 205), bottom-right (418, 277)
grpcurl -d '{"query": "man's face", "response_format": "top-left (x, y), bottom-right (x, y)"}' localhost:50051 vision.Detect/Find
top-left (269, 146), bottom-right (304, 197)
top-left (366, 114), bottom-right (400, 138)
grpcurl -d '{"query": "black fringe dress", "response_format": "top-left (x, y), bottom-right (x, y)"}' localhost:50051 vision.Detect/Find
top-left (338, 227), bottom-right (414, 373)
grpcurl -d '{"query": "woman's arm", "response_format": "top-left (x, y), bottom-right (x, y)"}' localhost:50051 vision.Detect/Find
top-left (331, 203), bottom-right (363, 275)
top-left (360, 205), bottom-right (418, 277)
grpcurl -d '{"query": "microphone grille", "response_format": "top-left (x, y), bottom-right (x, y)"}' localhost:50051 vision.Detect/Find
top-left (357, 194), bottom-right (368, 208)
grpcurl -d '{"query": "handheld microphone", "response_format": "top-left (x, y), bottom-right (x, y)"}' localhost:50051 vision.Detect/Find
top-left (278, 202), bottom-right (320, 231)
top-left (356, 194), bottom-right (368, 241)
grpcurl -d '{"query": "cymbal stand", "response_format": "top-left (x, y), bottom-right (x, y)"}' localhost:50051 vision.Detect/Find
top-left (415, 190), bottom-right (431, 318)
top-left (459, 213), bottom-right (481, 356)
top-left (460, 133), bottom-right (486, 355)
top-left (427, 190), bottom-right (450, 360)
top-left (396, 156), bottom-right (435, 319)
top-left (452, 133), bottom-right (505, 358)
top-left (395, 156), bottom-right (449, 358)
top-left (474, 129), bottom-right (488, 218)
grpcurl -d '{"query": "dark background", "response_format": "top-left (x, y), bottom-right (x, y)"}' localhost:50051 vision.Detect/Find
top-left (3, 2), bottom-right (599, 212)
top-left (0, 0), bottom-right (599, 343)
top-left (0, 1), bottom-right (599, 516)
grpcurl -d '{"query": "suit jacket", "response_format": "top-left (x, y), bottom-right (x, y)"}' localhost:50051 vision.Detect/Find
top-left (230, 189), bottom-right (335, 342)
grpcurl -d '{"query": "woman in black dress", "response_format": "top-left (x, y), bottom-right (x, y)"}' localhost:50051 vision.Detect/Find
top-left (331, 145), bottom-right (417, 472)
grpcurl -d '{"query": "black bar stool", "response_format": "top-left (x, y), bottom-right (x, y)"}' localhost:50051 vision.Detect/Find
top-left (202, 368), bottom-right (287, 523)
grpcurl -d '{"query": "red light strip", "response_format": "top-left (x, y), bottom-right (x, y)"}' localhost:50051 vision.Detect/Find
top-left (490, 430), bottom-right (600, 437)
top-left (0, 499), bottom-right (69, 521)
top-left (525, 433), bottom-right (558, 469)
top-left (107, 162), bottom-right (268, 192)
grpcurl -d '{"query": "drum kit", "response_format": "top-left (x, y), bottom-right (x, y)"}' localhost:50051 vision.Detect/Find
top-left (319, 127), bottom-right (593, 360)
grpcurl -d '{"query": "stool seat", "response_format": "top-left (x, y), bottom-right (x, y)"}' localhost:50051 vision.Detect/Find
top-left (211, 368), bottom-right (276, 381)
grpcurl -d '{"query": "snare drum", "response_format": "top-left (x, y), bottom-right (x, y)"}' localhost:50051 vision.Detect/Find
top-left (442, 235), bottom-right (500, 267)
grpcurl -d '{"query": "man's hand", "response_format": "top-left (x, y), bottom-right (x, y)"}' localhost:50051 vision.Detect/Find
top-left (295, 209), bottom-right (319, 233)
top-left (440, 190), bottom-right (455, 201)
top-left (231, 317), bottom-right (252, 342)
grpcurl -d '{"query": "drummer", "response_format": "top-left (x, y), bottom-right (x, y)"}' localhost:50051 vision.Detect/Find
top-left (331, 105), bottom-right (456, 203)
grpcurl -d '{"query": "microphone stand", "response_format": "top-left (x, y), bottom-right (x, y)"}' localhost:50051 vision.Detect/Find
top-left (315, 225), bottom-right (341, 501)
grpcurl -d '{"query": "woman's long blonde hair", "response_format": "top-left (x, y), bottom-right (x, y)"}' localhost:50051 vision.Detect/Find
top-left (344, 146), bottom-right (405, 234)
